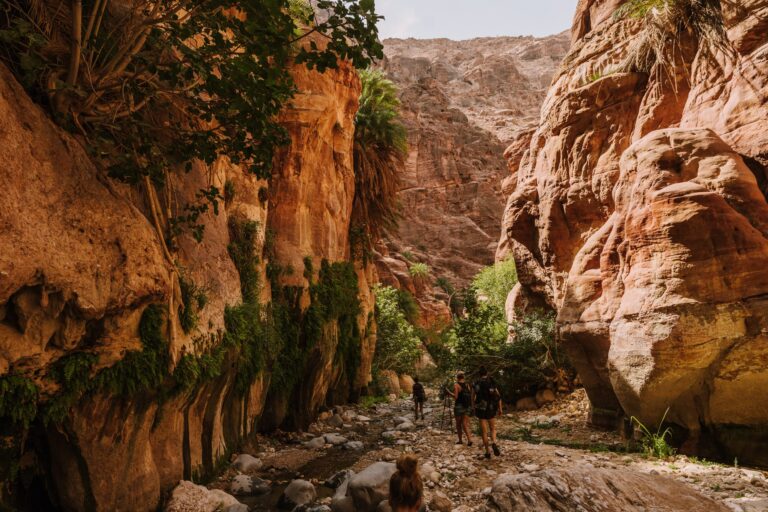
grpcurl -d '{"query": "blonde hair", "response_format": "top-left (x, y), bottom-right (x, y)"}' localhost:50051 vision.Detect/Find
top-left (389, 454), bottom-right (423, 509)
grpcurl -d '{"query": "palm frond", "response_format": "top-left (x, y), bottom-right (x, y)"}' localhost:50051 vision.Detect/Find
top-left (352, 68), bottom-right (407, 242)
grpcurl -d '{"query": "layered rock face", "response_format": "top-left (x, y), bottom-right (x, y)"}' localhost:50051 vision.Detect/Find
top-left (500, 0), bottom-right (768, 462)
top-left (0, 51), bottom-right (372, 510)
top-left (377, 35), bottom-right (569, 322)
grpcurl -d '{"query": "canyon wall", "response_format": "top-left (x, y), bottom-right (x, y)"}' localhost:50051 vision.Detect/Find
top-left (500, 0), bottom-right (768, 463)
top-left (0, 51), bottom-right (372, 510)
top-left (377, 35), bottom-right (568, 324)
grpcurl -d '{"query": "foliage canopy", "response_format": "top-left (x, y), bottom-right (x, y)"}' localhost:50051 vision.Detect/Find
top-left (373, 285), bottom-right (422, 375)
top-left (352, 68), bottom-right (407, 242)
top-left (0, 0), bottom-right (383, 239)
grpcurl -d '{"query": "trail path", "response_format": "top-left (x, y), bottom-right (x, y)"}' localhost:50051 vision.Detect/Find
top-left (199, 389), bottom-right (768, 511)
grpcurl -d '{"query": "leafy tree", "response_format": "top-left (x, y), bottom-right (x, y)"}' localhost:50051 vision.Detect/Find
top-left (372, 285), bottom-right (421, 375)
top-left (0, 0), bottom-right (383, 240)
top-left (351, 69), bottom-right (407, 242)
top-left (472, 257), bottom-right (517, 310)
top-left (430, 261), bottom-right (572, 401)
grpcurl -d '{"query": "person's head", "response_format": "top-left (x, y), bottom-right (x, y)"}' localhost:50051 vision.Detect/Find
top-left (479, 366), bottom-right (488, 378)
top-left (389, 454), bottom-right (423, 511)
top-left (414, 376), bottom-right (419, 384)
top-left (456, 371), bottom-right (465, 382)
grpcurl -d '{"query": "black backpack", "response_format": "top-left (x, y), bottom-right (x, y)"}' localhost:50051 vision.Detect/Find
top-left (475, 378), bottom-right (500, 413)
top-left (456, 382), bottom-right (472, 407)
top-left (413, 382), bottom-right (425, 400)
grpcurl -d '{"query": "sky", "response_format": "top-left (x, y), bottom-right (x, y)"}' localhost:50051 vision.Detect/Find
top-left (375, 0), bottom-right (578, 40)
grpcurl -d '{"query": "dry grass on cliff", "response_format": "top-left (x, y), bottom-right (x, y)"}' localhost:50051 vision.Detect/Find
top-left (619, 0), bottom-right (732, 88)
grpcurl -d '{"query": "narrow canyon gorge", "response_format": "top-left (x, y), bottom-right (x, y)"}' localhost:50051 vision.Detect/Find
top-left (0, 1), bottom-right (767, 511)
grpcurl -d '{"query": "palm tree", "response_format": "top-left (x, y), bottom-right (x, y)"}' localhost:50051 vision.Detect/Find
top-left (352, 69), bottom-right (408, 244)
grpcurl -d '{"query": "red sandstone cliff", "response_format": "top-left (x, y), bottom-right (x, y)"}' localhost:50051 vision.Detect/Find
top-left (0, 50), bottom-right (371, 510)
top-left (500, 0), bottom-right (768, 463)
top-left (377, 35), bottom-right (569, 324)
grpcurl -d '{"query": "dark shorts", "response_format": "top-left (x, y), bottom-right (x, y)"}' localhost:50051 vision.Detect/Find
top-left (476, 402), bottom-right (498, 420)
top-left (454, 403), bottom-right (470, 417)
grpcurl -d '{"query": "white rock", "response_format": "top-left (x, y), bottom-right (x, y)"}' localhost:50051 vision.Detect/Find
top-left (324, 433), bottom-right (349, 446)
top-left (344, 441), bottom-right (364, 450)
top-left (306, 437), bottom-right (327, 449)
top-left (231, 454), bottom-right (262, 473)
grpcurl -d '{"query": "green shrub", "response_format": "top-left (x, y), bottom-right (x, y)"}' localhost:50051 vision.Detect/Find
top-left (435, 277), bottom-right (454, 296)
top-left (395, 288), bottom-right (419, 324)
top-left (0, 374), bottom-right (38, 429)
top-left (372, 285), bottom-right (422, 375)
top-left (93, 304), bottom-right (170, 397)
top-left (228, 218), bottom-right (261, 303)
top-left (432, 260), bottom-right (572, 402)
top-left (178, 273), bottom-right (208, 334)
top-left (408, 263), bottom-right (430, 280)
top-left (472, 257), bottom-right (517, 310)
top-left (43, 352), bottom-right (98, 424)
top-left (632, 408), bottom-right (677, 459)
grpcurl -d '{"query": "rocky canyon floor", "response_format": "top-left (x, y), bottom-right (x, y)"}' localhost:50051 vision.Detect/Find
top-left (169, 390), bottom-right (768, 512)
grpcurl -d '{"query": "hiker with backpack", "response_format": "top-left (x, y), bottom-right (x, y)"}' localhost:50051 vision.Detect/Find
top-left (412, 376), bottom-right (426, 420)
top-left (474, 366), bottom-right (502, 459)
top-left (452, 371), bottom-right (474, 446)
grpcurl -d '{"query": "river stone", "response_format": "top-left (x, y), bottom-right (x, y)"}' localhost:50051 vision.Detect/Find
top-left (326, 414), bottom-right (344, 428)
top-left (348, 462), bottom-right (397, 512)
top-left (230, 474), bottom-right (271, 496)
top-left (486, 467), bottom-right (730, 511)
top-left (343, 441), bottom-right (364, 450)
top-left (381, 431), bottom-right (397, 440)
top-left (165, 481), bottom-right (243, 512)
top-left (396, 421), bottom-right (415, 431)
top-left (324, 433), bottom-right (348, 445)
top-left (430, 491), bottom-right (452, 512)
top-left (306, 437), bottom-right (326, 449)
top-left (325, 469), bottom-right (355, 489)
top-left (278, 479), bottom-right (316, 510)
top-left (357, 415), bottom-right (371, 422)
top-left (231, 454), bottom-right (262, 472)
top-left (330, 496), bottom-right (355, 512)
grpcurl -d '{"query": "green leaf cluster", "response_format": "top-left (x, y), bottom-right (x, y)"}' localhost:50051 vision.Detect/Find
top-left (372, 285), bottom-right (422, 375)
top-left (1, 0), bottom-right (383, 240)
top-left (352, 69), bottom-right (407, 241)
top-left (471, 257), bottom-right (517, 311)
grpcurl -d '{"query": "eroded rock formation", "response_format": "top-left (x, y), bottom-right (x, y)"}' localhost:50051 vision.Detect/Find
top-left (0, 49), bottom-right (373, 510)
top-left (377, 35), bottom-right (568, 324)
top-left (499, 0), bottom-right (768, 462)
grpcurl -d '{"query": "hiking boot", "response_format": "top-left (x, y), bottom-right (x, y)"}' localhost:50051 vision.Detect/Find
top-left (484, 452), bottom-right (491, 459)
top-left (456, 440), bottom-right (463, 445)
top-left (492, 443), bottom-right (500, 456)
top-left (467, 441), bottom-right (473, 447)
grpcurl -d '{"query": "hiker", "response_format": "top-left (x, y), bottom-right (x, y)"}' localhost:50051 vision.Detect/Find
top-left (389, 453), bottom-right (423, 512)
top-left (452, 371), bottom-right (474, 446)
top-left (474, 366), bottom-right (502, 459)
top-left (412, 376), bottom-right (426, 420)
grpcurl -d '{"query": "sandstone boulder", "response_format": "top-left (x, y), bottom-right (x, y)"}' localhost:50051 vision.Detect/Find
top-left (378, 370), bottom-right (401, 396)
top-left (398, 375), bottom-right (415, 394)
top-left (165, 481), bottom-right (242, 512)
top-left (499, 0), bottom-right (768, 463)
top-left (347, 462), bottom-right (397, 512)
top-left (486, 467), bottom-right (729, 511)
top-left (278, 480), bottom-right (316, 510)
